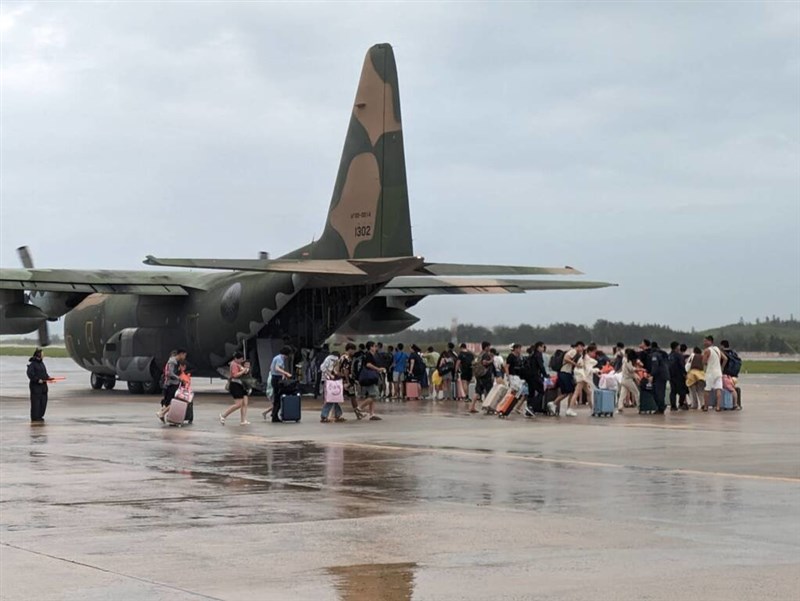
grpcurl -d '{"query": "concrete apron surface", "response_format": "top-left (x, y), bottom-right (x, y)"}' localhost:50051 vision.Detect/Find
top-left (1, 358), bottom-right (799, 600)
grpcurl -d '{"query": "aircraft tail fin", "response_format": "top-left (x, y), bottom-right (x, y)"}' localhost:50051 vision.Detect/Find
top-left (313, 43), bottom-right (413, 261)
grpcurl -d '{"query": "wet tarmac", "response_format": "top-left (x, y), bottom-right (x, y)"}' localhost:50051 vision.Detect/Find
top-left (1, 357), bottom-right (799, 600)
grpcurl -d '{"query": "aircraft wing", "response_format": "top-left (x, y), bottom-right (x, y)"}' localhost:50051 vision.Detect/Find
top-left (0, 268), bottom-right (210, 295)
top-left (378, 277), bottom-right (617, 296)
top-left (143, 255), bottom-right (425, 277)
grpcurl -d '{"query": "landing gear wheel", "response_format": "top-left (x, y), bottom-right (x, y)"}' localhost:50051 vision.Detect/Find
top-left (90, 373), bottom-right (103, 390)
top-left (103, 377), bottom-right (116, 390)
top-left (142, 379), bottom-right (161, 395)
top-left (127, 381), bottom-right (144, 394)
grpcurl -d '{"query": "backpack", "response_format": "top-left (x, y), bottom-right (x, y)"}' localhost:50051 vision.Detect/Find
top-left (352, 353), bottom-right (365, 381)
top-left (473, 354), bottom-right (489, 378)
top-left (438, 354), bottom-right (454, 376)
top-left (519, 355), bottom-right (534, 380)
top-left (723, 349), bottom-right (742, 377)
top-left (549, 350), bottom-right (565, 372)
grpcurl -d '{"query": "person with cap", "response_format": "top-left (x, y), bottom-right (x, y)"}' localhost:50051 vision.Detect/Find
top-left (27, 348), bottom-right (51, 423)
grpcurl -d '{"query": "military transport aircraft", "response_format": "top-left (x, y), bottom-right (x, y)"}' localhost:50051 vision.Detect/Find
top-left (0, 43), bottom-right (615, 393)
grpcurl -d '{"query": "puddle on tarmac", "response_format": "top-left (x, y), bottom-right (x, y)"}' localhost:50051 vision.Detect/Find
top-left (327, 562), bottom-right (417, 601)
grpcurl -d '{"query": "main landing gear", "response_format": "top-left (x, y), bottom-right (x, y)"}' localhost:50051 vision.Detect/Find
top-left (90, 373), bottom-right (116, 391)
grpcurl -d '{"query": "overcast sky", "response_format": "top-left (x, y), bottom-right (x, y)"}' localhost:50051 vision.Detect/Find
top-left (1, 2), bottom-right (798, 332)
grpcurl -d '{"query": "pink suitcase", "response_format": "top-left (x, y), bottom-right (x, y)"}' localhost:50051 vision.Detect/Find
top-left (406, 382), bottom-right (421, 399)
top-left (166, 398), bottom-right (188, 425)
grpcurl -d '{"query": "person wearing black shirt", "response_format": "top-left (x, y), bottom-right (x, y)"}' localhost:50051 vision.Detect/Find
top-left (505, 343), bottom-right (525, 378)
top-left (668, 341), bottom-right (689, 411)
top-left (456, 343), bottom-right (474, 401)
top-left (27, 348), bottom-right (51, 423)
top-left (524, 342), bottom-right (548, 417)
top-left (648, 341), bottom-right (670, 414)
top-left (357, 341), bottom-right (385, 420)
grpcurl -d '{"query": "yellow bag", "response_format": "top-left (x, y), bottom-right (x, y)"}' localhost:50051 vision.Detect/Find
top-left (431, 369), bottom-right (442, 387)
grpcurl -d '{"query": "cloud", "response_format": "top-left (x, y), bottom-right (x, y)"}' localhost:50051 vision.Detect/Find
top-left (0, 2), bottom-right (798, 331)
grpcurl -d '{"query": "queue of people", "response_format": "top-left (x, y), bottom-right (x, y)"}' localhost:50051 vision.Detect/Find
top-left (142, 335), bottom-right (743, 428)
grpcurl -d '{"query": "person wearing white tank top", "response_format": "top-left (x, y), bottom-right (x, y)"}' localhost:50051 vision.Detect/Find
top-left (702, 336), bottom-right (728, 411)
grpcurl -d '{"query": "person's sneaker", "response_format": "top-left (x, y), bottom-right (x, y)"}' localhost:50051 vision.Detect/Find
top-left (565, 409), bottom-right (578, 417)
top-left (546, 402), bottom-right (556, 415)
top-left (262, 410), bottom-right (269, 421)
top-left (219, 414), bottom-right (226, 425)
top-left (335, 416), bottom-right (347, 422)
top-left (369, 415), bottom-right (382, 421)
top-left (320, 417), bottom-right (330, 423)
top-left (524, 408), bottom-right (536, 418)
top-left (157, 411), bottom-right (165, 423)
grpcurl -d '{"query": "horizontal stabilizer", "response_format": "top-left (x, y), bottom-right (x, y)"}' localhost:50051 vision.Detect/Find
top-left (379, 277), bottom-right (616, 297)
top-left (421, 264), bottom-right (583, 276)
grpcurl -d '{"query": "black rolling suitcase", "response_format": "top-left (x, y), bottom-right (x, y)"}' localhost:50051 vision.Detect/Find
top-left (543, 388), bottom-right (559, 415)
top-left (527, 388), bottom-right (547, 414)
top-left (639, 383), bottom-right (658, 414)
top-left (280, 394), bottom-right (301, 422)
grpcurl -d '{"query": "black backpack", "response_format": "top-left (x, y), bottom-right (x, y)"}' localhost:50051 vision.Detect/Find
top-left (520, 355), bottom-right (535, 380)
top-left (549, 350), bottom-right (565, 372)
top-left (723, 349), bottom-right (742, 377)
top-left (352, 353), bottom-right (365, 380)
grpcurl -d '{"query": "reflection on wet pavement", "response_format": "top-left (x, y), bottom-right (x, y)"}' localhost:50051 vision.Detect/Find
top-left (328, 562), bottom-right (416, 601)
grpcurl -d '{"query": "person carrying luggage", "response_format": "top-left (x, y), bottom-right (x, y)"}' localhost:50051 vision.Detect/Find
top-left (668, 341), bottom-right (689, 411)
top-left (406, 345), bottom-right (427, 395)
top-left (701, 336), bottom-right (727, 412)
top-left (618, 348), bottom-right (641, 411)
top-left (684, 347), bottom-right (705, 409)
top-left (573, 344), bottom-right (599, 411)
top-left (548, 342), bottom-right (584, 417)
top-left (220, 351), bottom-right (253, 425)
top-left (27, 348), bottom-right (51, 423)
top-left (436, 343), bottom-right (457, 401)
top-left (320, 351), bottom-right (347, 422)
top-left (468, 341), bottom-right (494, 414)
top-left (524, 342), bottom-right (548, 418)
top-left (646, 342), bottom-right (669, 414)
top-left (157, 349), bottom-right (187, 422)
top-left (265, 347), bottom-right (294, 422)
top-left (720, 340), bottom-right (742, 410)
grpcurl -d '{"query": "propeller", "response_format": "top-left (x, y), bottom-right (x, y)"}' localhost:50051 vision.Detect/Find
top-left (17, 246), bottom-right (51, 347)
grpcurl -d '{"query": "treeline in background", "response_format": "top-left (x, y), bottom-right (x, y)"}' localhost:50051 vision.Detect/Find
top-left (375, 317), bottom-right (800, 354)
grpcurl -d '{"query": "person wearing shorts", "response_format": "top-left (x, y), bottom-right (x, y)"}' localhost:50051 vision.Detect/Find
top-left (548, 342), bottom-right (585, 417)
top-left (391, 343), bottom-right (408, 399)
top-left (358, 342), bottom-right (384, 420)
top-left (219, 352), bottom-right (252, 425)
top-left (469, 342), bottom-right (495, 414)
top-left (702, 336), bottom-right (727, 412)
